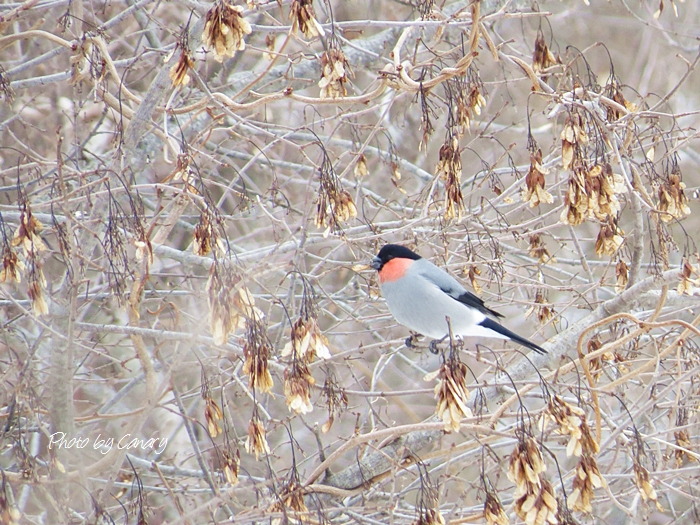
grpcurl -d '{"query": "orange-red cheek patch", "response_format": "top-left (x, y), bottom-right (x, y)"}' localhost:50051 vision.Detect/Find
top-left (379, 258), bottom-right (413, 283)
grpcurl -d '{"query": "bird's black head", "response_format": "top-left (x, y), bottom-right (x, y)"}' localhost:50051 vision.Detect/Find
top-left (370, 244), bottom-right (422, 270)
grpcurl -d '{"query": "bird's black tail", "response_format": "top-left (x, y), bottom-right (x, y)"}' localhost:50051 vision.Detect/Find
top-left (479, 318), bottom-right (547, 355)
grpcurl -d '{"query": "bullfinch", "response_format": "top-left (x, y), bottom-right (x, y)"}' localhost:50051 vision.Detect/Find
top-left (370, 244), bottom-right (547, 354)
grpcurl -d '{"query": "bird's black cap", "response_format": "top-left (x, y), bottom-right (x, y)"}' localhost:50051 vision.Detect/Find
top-left (371, 244), bottom-right (421, 270)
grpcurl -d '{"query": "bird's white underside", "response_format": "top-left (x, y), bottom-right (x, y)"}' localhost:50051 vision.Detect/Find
top-left (380, 271), bottom-right (509, 341)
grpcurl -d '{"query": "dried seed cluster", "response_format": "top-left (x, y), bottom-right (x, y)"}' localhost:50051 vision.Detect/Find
top-left (539, 396), bottom-right (606, 514)
top-left (413, 508), bottom-right (444, 525)
top-left (281, 317), bottom-right (331, 362)
top-left (435, 135), bottom-right (465, 220)
top-left (595, 216), bottom-right (625, 257)
top-left (321, 373), bottom-right (348, 433)
top-left (528, 234), bottom-right (554, 265)
top-left (315, 154), bottom-right (357, 236)
top-left (221, 448), bottom-right (240, 484)
top-left (206, 262), bottom-right (261, 345)
top-left (169, 48), bottom-right (193, 87)
top-left (424, 354), bottom-right (472, 432)
top-left (11, 206), bottom-right (46, 258)
top-left (245, 417), bottom-right (270, 460)
top-left (532, 32), bottom-right (558, 75)
top-left (204, 395), bottom-right (223, 438)
top-left (561, 162), bottom-right (625, 227)
top-left (281, 319), bottom-right (326, 412)
top-left (8, 206), bottom-right (49, 315)
top-left (290, 0), bottom-right (324, 39)
top-left (453, 81), bottom-right (486, 135)
top-left (676, 255), bottom-right (700, 295)
top-left (507, 437), bottom-right (558, 525)
top-left (319, 46), bottom-right (352, 99)
top-left (283, 361), bottom-right (315, 414)
top-left (193, 209), bottom-right (225, 257)
top-left (242, 316), bottom-right (275, 394)
top-left (657, 173), bottom-right (691, 223)
top-left (483, 492), bottom-right (509, 525)
top-left (615, 259), bottom-right (629, 293)
top-left (202, 0), bottom-right (252, 62)
top-left (634, 464), bottom-right (663, 511)
top-left (521, 149), bottom-right (554, 208)
top-left (0, 246), bottom-right (24, 284)
top-left (673, 430), bottom-right (697, 467)
top-left (270, 471), bottom-right (308, 525)
top-left (525, 289), bottom-right (555, 325)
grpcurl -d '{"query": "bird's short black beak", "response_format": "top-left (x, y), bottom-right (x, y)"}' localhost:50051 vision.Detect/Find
top-left (370, 256), bottom-right (382, 270)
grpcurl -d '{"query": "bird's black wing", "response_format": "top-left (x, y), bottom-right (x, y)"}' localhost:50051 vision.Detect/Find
top-left (451, 290), bottom-right (504, 319)
top-left (415, 261), bottom-right (505, 319)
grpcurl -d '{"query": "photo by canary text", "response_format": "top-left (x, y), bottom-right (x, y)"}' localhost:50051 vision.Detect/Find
top-left (48, 432), bottom-right (168, 455)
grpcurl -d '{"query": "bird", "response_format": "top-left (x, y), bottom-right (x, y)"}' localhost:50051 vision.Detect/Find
top-left (370, 244), bottom-right (547, 355)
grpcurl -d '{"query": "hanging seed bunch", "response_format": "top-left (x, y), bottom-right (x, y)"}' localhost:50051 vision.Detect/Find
top-left (539, 396), bottom-right (606, 513)
top-left (168, 25), bottom-right (195, 88)
top-left (242, 314), bottom-right (274, 394)
top-left (413, 462), bottom-right (445, 525)
top-left (507, 435), bottom-right (558, 525)
top-left (289, 0), bottom-right (324, 39)
top-left (435, 133), bottom-right (465, 220)
top-left (283, 360), bottom-right (315, 414)
top-left (171, 151), bottom-right (200, 195)
top-left (672, 410), bottom-right (696, 467)
top-left (657, 172), bottom-right (691, 223)
top-left (603, 76), bottom-right (637, 121)
top-left (245, 413), bottom-right (270, 460)
top-left (207, 260), bottom-right (261, 345)
top-left (320, 370), bottom-right (348, 433)
top-left (282, 277), bottom-right (331, 414)
top-left (202, 0), bottom-right (252, 62)
top-left (595, 216), bottom-right (625, 257)
top-left (10, 204), bottom-right (49, 315)
top-left (0, 244), bottom-right (24, 284)
top-left (201, 372), bottom-right (224, 438)
top-left (527, 234), bottom-right (555, 265)
top-left (315, 148), bottom-right (357, 236)
top-left (270, 466), bottom-right (308, 525)
top-left (424, 349), bottom-right (472, 432)
top-left (560, 112), bottom-right (588, 173)
top-left (483, 490), bottom-right (509, 525)
top-left (525, 288), bottom-right (555, 325)
top-left (532, 30), bottom-right (559, 77)
top-left (169, 45), bottom-right (193, 87)
top-left (12, 204), bottom-right (46, 258)
top-left (447, 68), bottom-right (486, 137)
top-left (633, 463), bottom-right (663, 511)
top-left (561, 161), bottom-right (625, 226)
top-left (281, 278), bottom-right (331, 363)
top-left (677, 256), bottom-right (700, 295)
top-left (615, 259), bottom-right (629, 293)
top-left (221, 446), bottom-right (240, 485)
top-left (319, 36), bottom-right (353, 99)
top-left (193, 207), bottom-right (226, 257)
top-left (522, 148), bottom-right (554, 208)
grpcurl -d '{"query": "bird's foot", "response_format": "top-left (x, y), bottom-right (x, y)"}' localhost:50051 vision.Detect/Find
top-left (405, 333), bottom-right (421, 349)
top-left (428, 336), bottom-right (448, 354)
